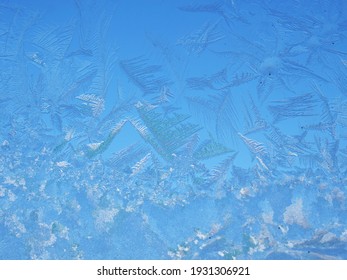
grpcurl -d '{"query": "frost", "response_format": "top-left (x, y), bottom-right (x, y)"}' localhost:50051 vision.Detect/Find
top-left (341, 230), bottom-right (347, 242)
top-left (76, 94), bottom-right (105, 116)
top-left (283, 198), bottom-right (309, 228)
top-left (64, 129), bottom-right (75, 141)
top-left (262, 211), bottom-right (274, 224)
top-left (94, 208), bottom-right (119, 231)
top-left (320, 232), bottom-right (336, 243)
top-left (7, 190), bottom-right (17, 202)
top-left (87, 142), bottom-right (102, 150)
top-left (0, 186), bottom-right (5, 197)
top-left (5, 214), bottom-right (27, 237)
top-left (1, 0), bottom-right (347, 261)
top-left (56, 161), bottom-right (70, 168)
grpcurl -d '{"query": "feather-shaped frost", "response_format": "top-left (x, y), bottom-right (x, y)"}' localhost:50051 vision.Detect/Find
top-left (120, 56), bottom-right (170, 95)
top-left (76, 93), bottom-right (105, 116)
top-left (269, 93), bottom-right (320, 123)
top-left (86, 119), bottom-right (127, 158)
top-left (131, 102), bottom-right (201, 161)
top-left (238, 133), bottom-right (267, 157)
top-left (193, 138), bottom-right (232, 160)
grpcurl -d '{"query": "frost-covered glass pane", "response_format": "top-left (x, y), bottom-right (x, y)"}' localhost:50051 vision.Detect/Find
top-left (0, 0), bottom-right (346, 260)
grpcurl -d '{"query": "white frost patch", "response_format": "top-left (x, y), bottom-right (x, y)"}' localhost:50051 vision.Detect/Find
top-left (3, 177), bottom-right (26, 190)
top-left (87, 142), bottom-right (102, 150)
top-left (218, 250), bottom-right (226, 257)
top-left (18, 178), bottom-right (26, 189)
top-left (42, 234), bottom-right (57, 247)
top-left (5, 214), bottom-right (26, 237)
top-left (7, 189), bottom-right (16, 202)
top-left (283, 198), bottom-right (309, 228)
top-left (56, 161), bottom-right (70, 168)
top-left (2, 140), bottom-right (9, 146)
top-left (94, 208), bottom-right (119, 231)
top-left (76, 93), bottom-right (104, 116)
top-left (341, 230), bottom-right (347, 242)
top-left (239, 187), bottom-right (251, 198)
top-left (320, 232), bottom-right (336, 243)
top-left (196, 230), bottom-right (207, 240)
top-left (0, 186), bottom-right (5, 197)
top-left (278, 224), bottom-right (288, 234)
top-left (325, 187), bottom-right (345, 205)
top-left (262, 210), bottom-right (274, 224)
top-left (64, 129), bottom-right (75, 141)
top-left (4, 177), bottom-right (17, 186)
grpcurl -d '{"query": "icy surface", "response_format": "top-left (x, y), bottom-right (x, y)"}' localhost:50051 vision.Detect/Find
top-left (0, 0), bottom-right (347, 259)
